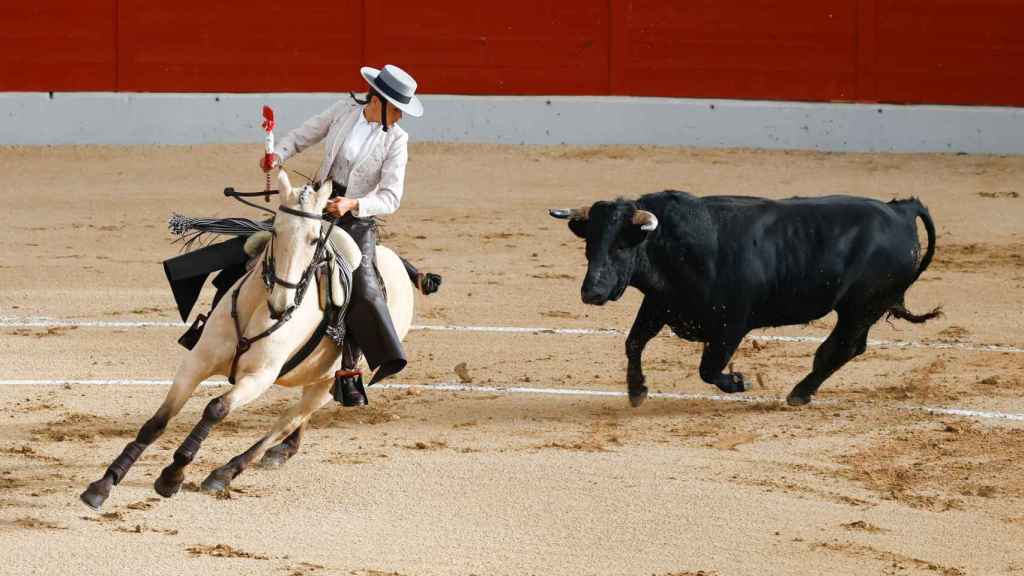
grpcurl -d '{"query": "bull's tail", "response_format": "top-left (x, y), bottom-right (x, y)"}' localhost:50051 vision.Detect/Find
top-left (887, 302), bottom-right (943, 324)
top-left (886, 198), bottom-right (941, 324)
top-left (910, 198), bottom-right (937, 283)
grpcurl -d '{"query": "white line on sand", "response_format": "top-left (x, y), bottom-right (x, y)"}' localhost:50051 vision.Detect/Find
top-left (1, 316), bottom-right (1022, 354)
top-left (1, 378), bottom-right (1022, 423)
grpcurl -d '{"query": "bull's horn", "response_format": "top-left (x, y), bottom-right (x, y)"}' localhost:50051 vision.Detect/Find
top-left (632, 210), bottom-right (658, 231)
top-left (548, 206), bottom-right (590, 220)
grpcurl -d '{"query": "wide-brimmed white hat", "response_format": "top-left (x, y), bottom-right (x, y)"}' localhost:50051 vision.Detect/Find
top-left (360, 64), bottom-right (424, 117)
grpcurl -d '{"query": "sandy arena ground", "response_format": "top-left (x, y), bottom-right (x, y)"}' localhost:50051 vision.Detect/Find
top-left (0, 142), bottom-right (1022, 575)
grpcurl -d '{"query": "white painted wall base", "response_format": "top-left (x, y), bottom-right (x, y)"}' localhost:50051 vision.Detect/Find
top-left (2, 92), bottom-right (1022, 153)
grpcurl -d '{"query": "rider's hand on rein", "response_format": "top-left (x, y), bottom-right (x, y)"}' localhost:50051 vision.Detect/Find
top-left (326, 197), bottom-right (358, 218)
top-left (259, 154), bottom-right (281, 172)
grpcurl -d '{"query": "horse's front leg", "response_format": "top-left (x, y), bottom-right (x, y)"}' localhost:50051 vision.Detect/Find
top-left (154, 369), bottom-right (276, 498)
top-left (201, 378), bottom-right (333, 492)
top-left (80, 355), bottom-right (212, 510)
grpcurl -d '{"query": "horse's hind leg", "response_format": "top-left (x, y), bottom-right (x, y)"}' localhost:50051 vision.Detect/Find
top-left (201, 378), bottom-right (333, 492)
top-left (80, 358), bottom-right (210, 510)
top-left (154, 370), bottom-right (275, 498)
top-left (259, 424), bottom-right (305, 469)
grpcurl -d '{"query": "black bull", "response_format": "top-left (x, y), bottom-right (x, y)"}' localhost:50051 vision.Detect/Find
top-left (551, 191), bottom-right (940, 407)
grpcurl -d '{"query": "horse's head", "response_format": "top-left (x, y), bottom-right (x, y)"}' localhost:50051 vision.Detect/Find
top-left (265, 171), bottom-right (333, 318)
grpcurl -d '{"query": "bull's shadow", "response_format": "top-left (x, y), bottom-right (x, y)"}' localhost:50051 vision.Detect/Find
top-left (550, 191), bottom-right (941, 407)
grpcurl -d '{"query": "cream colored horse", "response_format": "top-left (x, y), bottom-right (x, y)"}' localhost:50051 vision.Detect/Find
top-left (80, 171), bottom-right (413, 510)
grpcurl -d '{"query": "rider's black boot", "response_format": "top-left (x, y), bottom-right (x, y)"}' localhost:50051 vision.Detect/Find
top-left (332, 370), bottom-right (367, 406)
top-left (332, 339), bottom-right (368, 406)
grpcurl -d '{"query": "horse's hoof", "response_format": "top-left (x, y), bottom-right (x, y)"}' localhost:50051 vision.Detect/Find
top-left (200, 474), bottom-right (228, 494)
top-left (80, 477), bottom-right (112, 511)
top-left (628, 389), bottom-right (647, 408)
top-left (258, 452), bottom-right (288, 470)
top-left (154, 468), bottom-right (183, 498)
top-left (786, 393), bottom-right (812, 407)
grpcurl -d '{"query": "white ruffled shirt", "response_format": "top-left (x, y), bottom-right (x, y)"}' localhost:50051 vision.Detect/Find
top-left (332, 107), bottom-right (376, 187)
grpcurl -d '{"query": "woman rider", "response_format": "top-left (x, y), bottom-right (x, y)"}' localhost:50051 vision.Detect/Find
top-left (259, 64), bottom-right (424, 406)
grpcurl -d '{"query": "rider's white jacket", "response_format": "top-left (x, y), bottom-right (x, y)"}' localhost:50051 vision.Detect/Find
top-left (274, 100), bottom-right (408, 218)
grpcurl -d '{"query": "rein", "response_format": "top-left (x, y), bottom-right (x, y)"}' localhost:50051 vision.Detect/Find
top-left (222, 166), bottom-right (318, 214)
top-left (226, 202), bottom-right (339, 384)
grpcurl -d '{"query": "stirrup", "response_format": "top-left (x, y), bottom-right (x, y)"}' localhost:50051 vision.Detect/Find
top-left (177, 314), bottom-right (207, 350)
top-left (332, 369), bottom-right (368, 407)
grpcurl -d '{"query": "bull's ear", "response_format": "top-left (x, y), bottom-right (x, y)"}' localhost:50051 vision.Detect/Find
top-left (631, 210), bottom-right (658, 232)
top-left (622, 209), bottom-right (658, 246)
top-left (568, 218), bottom-right (588, 239)
top-left (549, 207), bottom-right (590, 239)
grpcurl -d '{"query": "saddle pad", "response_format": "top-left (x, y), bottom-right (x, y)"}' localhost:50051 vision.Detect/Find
top-left (327, 223), bottom-right (361, 306)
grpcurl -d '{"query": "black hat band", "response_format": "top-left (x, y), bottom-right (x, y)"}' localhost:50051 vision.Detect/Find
top-left (373, 76), bottom-right (412, 105)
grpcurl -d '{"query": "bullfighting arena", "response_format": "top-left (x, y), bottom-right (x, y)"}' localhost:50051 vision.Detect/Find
top-left (1, 143), bottom-right (1022, 575)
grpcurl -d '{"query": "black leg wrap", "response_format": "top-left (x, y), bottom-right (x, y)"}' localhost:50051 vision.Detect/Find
top-left (106, 441), bottom-right (146, 485)
top-left (106, 415), bottom-right (167, 484)
top-left (173, 399), bottom-right (227, 466)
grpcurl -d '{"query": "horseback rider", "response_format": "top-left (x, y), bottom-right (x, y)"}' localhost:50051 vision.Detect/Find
top-left (258, 64), bottom-right (424, 406)
top-left (167, 64), bottom-right (434, 407)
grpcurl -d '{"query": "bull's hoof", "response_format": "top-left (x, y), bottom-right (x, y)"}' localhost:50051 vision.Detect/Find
top-left (786, 393), bottom-right (812, 407)
top-left (716, 372), bottom-right (752, 394)
top-left (80, 476), bottom-right (113, 511)
top-left (154, 467), bottom-right (183, 498)
top-left (200, 473), bottom-right (229, 494)
top-left (628, 388), bottom-right (648, 408)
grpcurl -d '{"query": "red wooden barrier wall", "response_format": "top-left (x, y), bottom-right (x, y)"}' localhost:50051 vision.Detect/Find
top-left (1, 0), bottom-right (1022, 106)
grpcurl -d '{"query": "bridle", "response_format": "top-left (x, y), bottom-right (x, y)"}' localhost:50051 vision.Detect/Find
top-left (260, 204), bottom-right (334, 318)
top-left (226, 196), bottom-right (338, 384)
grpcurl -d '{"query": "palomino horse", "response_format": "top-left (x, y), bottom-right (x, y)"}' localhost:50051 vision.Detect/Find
top-left (80, 171), bottom-right (414, 510)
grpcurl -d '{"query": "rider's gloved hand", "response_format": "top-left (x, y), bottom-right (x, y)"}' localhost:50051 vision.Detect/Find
top-left (258, 154), bottom-right (281, 172)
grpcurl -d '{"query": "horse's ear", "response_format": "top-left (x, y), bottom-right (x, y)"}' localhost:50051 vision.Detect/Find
top-left (314, 180), bottom-right (333, 207)
top-left (277, 169), bottom-right (292, 198)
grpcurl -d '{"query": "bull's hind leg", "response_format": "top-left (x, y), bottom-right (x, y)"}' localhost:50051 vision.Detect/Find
top-left (698, 326), bottom-right (754, 394)
top-left (258, 424), bottom-right (305, 469)
top-left (80, 357), bottom-right (211, 510)
top-left (786, 310), bottom-right (883, 406)
top-left (201, 378), bottom-right (333, 492)
top-left (154, 370), bottom-right (275, 498)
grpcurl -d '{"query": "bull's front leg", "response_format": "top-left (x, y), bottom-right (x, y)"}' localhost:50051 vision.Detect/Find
top-left (625, 297), bottom-right (666, 407)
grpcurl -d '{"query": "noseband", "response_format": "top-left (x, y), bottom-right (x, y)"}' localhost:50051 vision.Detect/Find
top-left (226, 200), bottom-right (337, 384)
